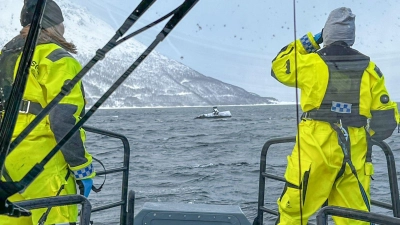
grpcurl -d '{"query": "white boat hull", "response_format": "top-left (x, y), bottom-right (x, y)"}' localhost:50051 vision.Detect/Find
top-left (195, 111), bottom-right (232, 119)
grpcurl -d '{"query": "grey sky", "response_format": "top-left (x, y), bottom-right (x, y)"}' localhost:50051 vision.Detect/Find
top-left (70, 0), bottom-right (400, 102)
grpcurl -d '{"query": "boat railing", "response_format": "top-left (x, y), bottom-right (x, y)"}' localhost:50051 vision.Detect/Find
top-left (316, 206), bottom-right (400, 225)
top-left (82, 125), bottom-right (131, 225)
top-left (253, 136), bottom-right (400, 225)
top-left (9, 125), bottom-right (133, 225)
top-left (127, 190), bottom-right (136, 225)
top-left (16, 195), bottom-right (92, 225)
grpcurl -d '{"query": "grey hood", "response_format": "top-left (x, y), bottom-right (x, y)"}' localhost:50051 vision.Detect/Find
top-left (323, 7), bottom-right (356, 46)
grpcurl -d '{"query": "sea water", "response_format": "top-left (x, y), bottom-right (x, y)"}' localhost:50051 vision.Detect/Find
top-left (83, 105), bottom-right (400, 224)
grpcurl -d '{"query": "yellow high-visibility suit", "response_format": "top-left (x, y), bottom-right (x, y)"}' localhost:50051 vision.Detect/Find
top-left (271, 32), bottom-right (400, 225)
top-left (0, 35), bottom-right (95, 225)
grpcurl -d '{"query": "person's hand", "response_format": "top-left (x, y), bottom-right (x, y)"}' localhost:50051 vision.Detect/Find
top-left (314, 29), bottom-right (323, 44)
top-left (77, 178), bottom-right (93, 198)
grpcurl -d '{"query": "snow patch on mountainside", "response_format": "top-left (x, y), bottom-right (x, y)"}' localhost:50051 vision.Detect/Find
top-left (0, 0), bottom-right (277, 107)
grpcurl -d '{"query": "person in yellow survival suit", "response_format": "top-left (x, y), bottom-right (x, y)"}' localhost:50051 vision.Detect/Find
top-left (271, 7), bottom-right (400, 225)
top-left (0, 0), bottom-right (95, 224)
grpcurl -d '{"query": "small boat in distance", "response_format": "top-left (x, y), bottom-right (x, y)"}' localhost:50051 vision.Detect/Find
top-left (195, 106), bottom-right (232, 119)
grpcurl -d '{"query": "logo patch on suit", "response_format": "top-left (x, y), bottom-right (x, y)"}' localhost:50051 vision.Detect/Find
top-left (331, 101), bottom-right (352, 113)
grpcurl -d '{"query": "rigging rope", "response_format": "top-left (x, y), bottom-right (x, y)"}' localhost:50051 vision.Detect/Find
top-left (291, 0), bottom-right (304, 224)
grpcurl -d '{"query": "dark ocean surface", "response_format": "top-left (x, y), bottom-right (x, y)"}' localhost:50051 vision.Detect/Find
top-left (83, 105), bottom-right (400, 224)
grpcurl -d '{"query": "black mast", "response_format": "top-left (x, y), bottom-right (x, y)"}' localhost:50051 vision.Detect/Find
top-left (0, 0), bottom-right (47, 216)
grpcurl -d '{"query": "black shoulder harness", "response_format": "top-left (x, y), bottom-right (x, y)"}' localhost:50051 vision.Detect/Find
top-left (0, 35), bottom-right (26, 109)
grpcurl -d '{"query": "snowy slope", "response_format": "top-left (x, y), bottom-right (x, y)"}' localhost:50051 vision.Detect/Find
top-left (0, 0), bottom-right (276, 107)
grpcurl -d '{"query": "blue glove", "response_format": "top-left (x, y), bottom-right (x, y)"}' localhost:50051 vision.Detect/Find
top-left (314, 30), bottom-right (323, 44)
top-left (77, 178), bottom-right (93, 198)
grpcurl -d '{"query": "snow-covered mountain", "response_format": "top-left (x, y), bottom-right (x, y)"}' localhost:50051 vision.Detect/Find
top-left (0, 0), bottom-right (277, 107)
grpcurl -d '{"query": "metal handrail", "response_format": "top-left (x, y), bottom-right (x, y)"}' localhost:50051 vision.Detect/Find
top-left (370, 139), bottom-right (400, 216)
top-left (316, 206), bottom-right (400, 225)
top-left (254, 136), bottom-right (296, 224)
top-left (253, 136), bottom-right (400, 225)
top-left (127, 190), bottom-right (136, 225)
top-left (8, 126), bottom-right (130, 225)
top-left (82, 125), bottom-right (131, 225)
top-left (16, 195), bottom-right (92, 225)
